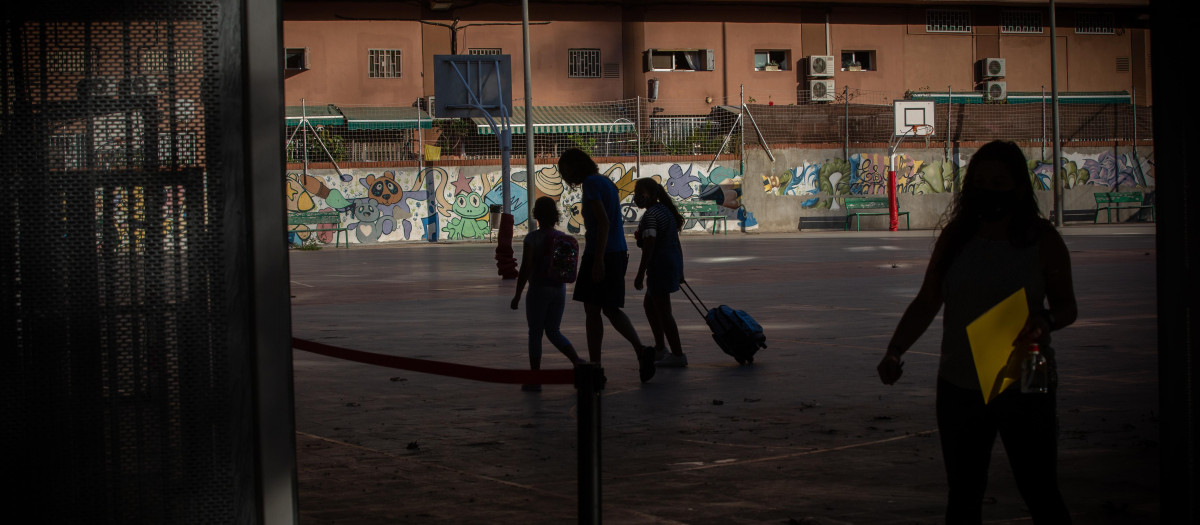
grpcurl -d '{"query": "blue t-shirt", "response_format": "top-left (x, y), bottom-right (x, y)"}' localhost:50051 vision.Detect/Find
top-left (580, 174), bottom-right (627, 254)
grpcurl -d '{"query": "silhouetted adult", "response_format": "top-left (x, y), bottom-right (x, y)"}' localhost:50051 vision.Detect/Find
top-left (558, 148), bottom-right (656, 382)
top-left (878, 140), bottom-right (1077, 524)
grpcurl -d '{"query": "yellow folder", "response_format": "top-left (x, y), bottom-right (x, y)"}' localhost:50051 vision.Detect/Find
top-left (966, 288), bottom-right (1029, 404)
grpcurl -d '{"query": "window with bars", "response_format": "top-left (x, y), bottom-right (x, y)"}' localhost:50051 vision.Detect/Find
top-left (1001, 10), bottom-right (1043, 34)
top-left (47, 48), bottom-right (95, 74)
top-left (568, 48), bottom-right (601, 78)
top-left (926, 9), bottom-right (972, 33)
top-left (1076, 11), bottom-right (1115, 34)
top-left (468, 48), bottom-right (502, 55)
top-left (367, 48), bottom-right (402, 78)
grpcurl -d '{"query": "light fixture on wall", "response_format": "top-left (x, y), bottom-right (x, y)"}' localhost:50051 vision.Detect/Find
top-left (430, 1), bottom-right (453, 10)
top-left (705, 96), bottom-right (713, 104)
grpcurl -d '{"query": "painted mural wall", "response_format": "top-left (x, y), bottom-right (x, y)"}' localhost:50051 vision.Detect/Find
top-left (287, 146), bottom-right (1154, 243)
top-left (758, 149), bottom-right (1155, 209)
top-left (285, 161), bottom-right (755, 245)
top-left (745, 145), bottom-right (1155, 231)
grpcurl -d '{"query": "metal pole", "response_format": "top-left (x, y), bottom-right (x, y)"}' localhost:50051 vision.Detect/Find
top-left (1050, 0), bottom-right (1064, 226)
top-left (636, 96), bottom-right (642, 182)
top-left (522, 0), bottom-right (536, 232)
top-left (843, 85), bottom-right (849, 161)
top-left (1041, 86), bottom-right (1047, 161)
top-left (945, 85), bottom-right (951, 161)
top-left (575, 364), bottom-right (604, 525)
top-left (739, 85), bottom-right (745, 176)
top-left (418, 97), bottom-right (425, 170)
top-left (1132, 86), bottom-right (1139, 168)
top-left (301, 97), bottom-right (308, 178)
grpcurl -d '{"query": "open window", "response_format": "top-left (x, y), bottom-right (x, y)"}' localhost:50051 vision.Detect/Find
top-left (754, 50), bottom-right (789, 71)
top-left (840, 50), bottom-right (875, 71)
top-left (284, 48), bottom-right (309, 71)
top-left (646, 49), bottom-right (715, 72)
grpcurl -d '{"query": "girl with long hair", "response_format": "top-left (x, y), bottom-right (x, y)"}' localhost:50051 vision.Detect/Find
top-left (632, 177), bottom-right (688, 367)
top-left (877, 140), bottom-right (1077, 524)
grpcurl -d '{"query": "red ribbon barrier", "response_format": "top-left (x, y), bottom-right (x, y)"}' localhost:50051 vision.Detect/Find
top-left (292, 337), bottom-right (575, 385)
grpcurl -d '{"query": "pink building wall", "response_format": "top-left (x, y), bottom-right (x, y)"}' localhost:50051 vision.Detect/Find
top-left (282, 2), bottom-right (1151, 109)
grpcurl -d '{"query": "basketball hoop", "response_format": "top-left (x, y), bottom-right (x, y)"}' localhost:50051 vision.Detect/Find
top-left (889, 124), bottom-right (935, 157)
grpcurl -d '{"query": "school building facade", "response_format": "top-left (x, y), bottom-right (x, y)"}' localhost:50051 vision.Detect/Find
top-left (282, 0), bottom-right (1153, 113)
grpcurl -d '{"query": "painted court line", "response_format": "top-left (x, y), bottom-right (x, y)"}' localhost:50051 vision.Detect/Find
top-left (612, 429), bottom-right (939, 479)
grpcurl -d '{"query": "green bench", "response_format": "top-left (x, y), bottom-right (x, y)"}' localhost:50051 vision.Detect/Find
top-left (844, 196), bottom-right (909, 231)
top-left (1094, 191), bottom-right (1154, 223)
top-left (287, 210), bottom-right (349, 247)
top-left (676, 201), bottom-right (728, 235)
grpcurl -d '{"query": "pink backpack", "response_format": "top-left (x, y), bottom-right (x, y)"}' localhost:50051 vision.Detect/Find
top-left (541, 230), bottom-right (578, 284)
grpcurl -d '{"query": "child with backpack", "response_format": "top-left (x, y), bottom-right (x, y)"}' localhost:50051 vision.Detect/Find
top-left (511, 197), bottom-right (586, 391)
top-left (632, 178), bottom-right (688, 367)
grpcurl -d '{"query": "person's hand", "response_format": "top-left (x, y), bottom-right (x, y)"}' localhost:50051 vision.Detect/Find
top-left (1013, 313), bottom-right (1051, 346)
top-left (877, 353), bottom-right (904, 385)
top-left (591, 259), bottom-right (606, 282)
top-left (634, 274), bottom-right (644, 291)
top-left (510, 296), bottom-right (520, 310)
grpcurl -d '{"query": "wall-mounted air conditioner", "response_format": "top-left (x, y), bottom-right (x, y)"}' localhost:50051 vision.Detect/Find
top-left (810, 79), bottom-right (835, 102)
top-left (982, 57), bottom-right (1006, 78)
top-left (985, 81), bottom-right (1007, 101)
top-left (807, 55), bottom-right (834, 77)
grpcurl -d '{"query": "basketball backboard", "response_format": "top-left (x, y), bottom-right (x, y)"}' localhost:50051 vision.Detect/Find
top-left (433, 55), bottom-right (512, 119)
top-left (893, 100), bottom-right (935, 136)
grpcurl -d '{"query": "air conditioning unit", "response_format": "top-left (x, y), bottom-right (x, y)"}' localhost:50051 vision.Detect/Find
top-left (982, 57), bottom-right (1006, 78)
top-left (807, 55), bottom-right (834, 77)
top-left (985, 81), bottom-right (1007, 102)
top-left (810, 79), bottom-right (835, 102)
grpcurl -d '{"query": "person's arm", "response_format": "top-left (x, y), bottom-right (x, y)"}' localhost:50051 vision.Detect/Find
top-left (511, 239), bottom-right (534, 310)
top-left (1014, 225), bottom-right (1077, 345)
top-left (635, 235), bottom-right (655, 291)
top-left (878, 229), bottom-right (952, 384)
top-left (586, 199), bottom-right (609, 282)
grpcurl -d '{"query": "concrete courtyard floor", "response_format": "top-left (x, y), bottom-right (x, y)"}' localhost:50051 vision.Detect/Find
top-left (289, 224), bottom-right (1159, 524)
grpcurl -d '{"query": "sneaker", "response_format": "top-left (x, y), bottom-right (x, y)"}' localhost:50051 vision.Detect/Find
top-left (521, 384), bottom-right (542, 392)
top-left (653, 347), bottom-right (668, 361)
top-left (638, 346), bottom-right (657, 383)
top-left (657, 353), bottom-right (688, 368)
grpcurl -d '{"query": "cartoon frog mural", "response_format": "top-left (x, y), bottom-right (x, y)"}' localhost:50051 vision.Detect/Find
top-left (443, 190), bottom-right (490, 240)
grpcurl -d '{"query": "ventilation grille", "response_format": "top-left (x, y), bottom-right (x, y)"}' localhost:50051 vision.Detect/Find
top-left (3, 1), bottom-right (243, 522)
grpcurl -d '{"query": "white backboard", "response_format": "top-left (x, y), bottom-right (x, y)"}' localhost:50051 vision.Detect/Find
top-left (893, 100), bottom-right (936, 136)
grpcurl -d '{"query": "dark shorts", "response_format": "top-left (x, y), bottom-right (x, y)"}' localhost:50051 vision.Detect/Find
top-left (572, 250), bottom-right (628, 308)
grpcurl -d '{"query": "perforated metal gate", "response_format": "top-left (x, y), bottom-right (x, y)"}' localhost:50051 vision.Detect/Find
top-left (2, 1), bottom-right (276, 522)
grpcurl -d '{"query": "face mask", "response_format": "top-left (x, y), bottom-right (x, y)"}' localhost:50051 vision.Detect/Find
top-left (976, 189), bottom-right (1015, 221)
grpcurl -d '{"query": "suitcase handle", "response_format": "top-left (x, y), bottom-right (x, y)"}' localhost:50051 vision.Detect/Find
top-left (678, 279), bottom-right (710, 319)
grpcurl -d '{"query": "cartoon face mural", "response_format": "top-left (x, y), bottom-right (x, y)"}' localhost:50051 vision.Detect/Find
top-left (452, 191), bottom-right (488, 219)
top-left (364, 171), bottom-right (404, 206)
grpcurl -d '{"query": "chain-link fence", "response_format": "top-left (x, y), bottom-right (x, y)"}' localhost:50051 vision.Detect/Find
top-left (284, 88), bottom-right (1152, 165)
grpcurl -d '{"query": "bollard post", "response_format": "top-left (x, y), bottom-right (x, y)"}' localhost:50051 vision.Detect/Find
top-left (575, 363), bottom-right (603, 524)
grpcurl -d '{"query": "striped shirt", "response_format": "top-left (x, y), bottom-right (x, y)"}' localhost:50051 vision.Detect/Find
top-left (638, 203), bottom-right (676, 238)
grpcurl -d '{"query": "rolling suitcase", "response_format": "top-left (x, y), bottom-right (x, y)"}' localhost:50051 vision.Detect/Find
top-left (679, 280), bottom-right (766, 364)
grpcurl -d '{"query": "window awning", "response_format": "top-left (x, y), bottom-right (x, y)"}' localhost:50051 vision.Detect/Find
top-left (340, 107), bottom-right (435, 130)
top-left (286, 105), bottom-right (344, 126)
top-left (909, 91), bottom-right (1132, 105)
top-left (474, 106), bottom-right (635, 135)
